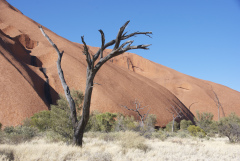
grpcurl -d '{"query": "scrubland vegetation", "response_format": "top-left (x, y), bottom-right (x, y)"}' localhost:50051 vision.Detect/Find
top-left (1, 91), bottom-right (240, 160)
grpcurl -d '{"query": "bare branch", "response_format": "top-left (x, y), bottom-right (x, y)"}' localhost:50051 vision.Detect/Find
top-left (39, 26), bottom-right (62, 57)
top-left (113, 20), bottom-right (130, 50)
top-left (121, 99), bottom-right (150, 126)
top-left (118, 40), bottom-right (134, 50)
top-left (81, 36), bottom-right (92, 69)
top-left (166, 105), bottom-right (183, 119)
top-left (92, 21), bottom-right (152, 62)
top-left (122, 30), bottom-right (129, 37)
top-left (123, 31), bottom-right (153, 39)
top-left (99, 29), bottom-right (105, 59)
top-left (121, 44), bottom-right (151, 52)
top-left (39, 26), bottom-right (77, 127)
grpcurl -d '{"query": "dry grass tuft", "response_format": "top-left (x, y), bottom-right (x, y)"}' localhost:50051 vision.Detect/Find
top-left (0, 149), bottom-right (14, 161)
top-left (118, 131), bottom-right (149, 152)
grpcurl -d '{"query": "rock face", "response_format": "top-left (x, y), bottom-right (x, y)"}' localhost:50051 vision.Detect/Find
top-left (111, 53), bottom-right (240, 120)
top-left (0, 0), bottom-right (239, 127)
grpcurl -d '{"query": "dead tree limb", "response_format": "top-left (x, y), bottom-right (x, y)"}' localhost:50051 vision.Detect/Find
top-left (121, 99), bottom-right (151, 126)
top-left (39, 26), bottom-right (77, 128)
top-left (166, 105), bottom-right (182, 132)
top-left (40, 21), bottom-right (152, 146)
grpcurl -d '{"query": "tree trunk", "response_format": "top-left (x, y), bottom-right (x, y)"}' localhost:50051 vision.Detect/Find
top-left (73, 68), bottom-right (95, 146)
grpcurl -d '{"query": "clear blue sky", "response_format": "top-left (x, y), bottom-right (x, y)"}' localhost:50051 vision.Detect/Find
top-left (7, 0), bottom-right (240, 92)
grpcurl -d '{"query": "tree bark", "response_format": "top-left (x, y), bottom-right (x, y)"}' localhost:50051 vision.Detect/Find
top-left (74, 68), bottom-right (95, 146)
top-left (39, 26), bottom-right (78, 128)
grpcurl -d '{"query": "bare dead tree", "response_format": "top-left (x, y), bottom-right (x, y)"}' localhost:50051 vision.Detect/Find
top-left (40, 21), bottom-right (152, 146)
top-left (121, 99), bottom-right (151, 127)
top-left (166, 105), bottom-right (183, 132)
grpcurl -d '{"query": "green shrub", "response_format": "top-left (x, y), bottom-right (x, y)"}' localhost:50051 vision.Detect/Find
top-left (0, 122), bottom-right (2, 130)
top-left (85, 111), bottom-right (101, 131)
top-left (86, 111), bottom-right (117, 132)
top-left (3, 126), bottom-right (38, 144)
top-left (96, 112), bottom-right (117, 132)
top-left (165, 121), bottom-right (180, 132)
top-left (152, 129), bottom-right (169, 141)
top-left (0, 131), bottom-right (4, 144)
top-left (55, 89), bottom-right (84, 111)
top-left (195, 111), bottom-right (216, 133)
top-left (187, 125), bottom-right (206, 137)
top-left (4, 126), bottom-right (15, 134)
top-left (27, 89), bottom-right (83, 142)
top-left (180, 119), bottom-right (193, 130)
top-left (30, 110), bottom-right (51, 131)
top-left (218, 113), bottom-right (240, 143)
top-left (207, 121), bottom-right (219, 136)
top-left (50, 106), bottom-right (74, 141)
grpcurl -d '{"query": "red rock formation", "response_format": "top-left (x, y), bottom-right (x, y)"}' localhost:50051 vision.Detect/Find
top-left (0, 0), bottom-right (238, 128)
top-left (111, 53), bottom-right (240, 120)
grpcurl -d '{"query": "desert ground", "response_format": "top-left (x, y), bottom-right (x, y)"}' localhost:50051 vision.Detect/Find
top-left (0, 131), bottom-right (240, 161)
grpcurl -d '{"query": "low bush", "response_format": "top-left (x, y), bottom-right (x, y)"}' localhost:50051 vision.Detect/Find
top-left (27, 89), bottom-right (83, 142)
top-left (50, 106), bottom-right (73, 142)
top-left (0, 131), bottom-right (4, 144)
top-left (187, 125), bottom-right (206, 138)
top-left (86, 111), bottom-right (117, 132)
top-left (195, 112), bottom-right (216, 133)
top-left (152, 129), bottom-right (168, 141)
top-left (0, 122), bottom-right (2, 130)
top-left (29, 110), bottom-right (51, 131)
top-left (53, 89), bottom-right (84, 111)
top-left (3, 126), bottom-right (15, 134)
top-left (29, 106), bottom-right (73, 142)
top-left (180, 119), bottom-right (193, 130)
top-left (3, 126), bottom-right (38, 144)
top-left (218, 113), bottom-right (240, 143)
